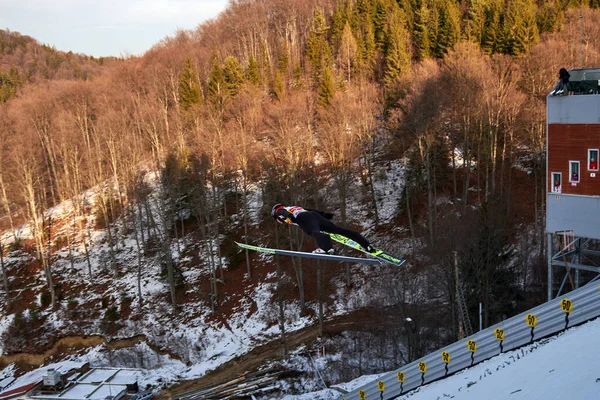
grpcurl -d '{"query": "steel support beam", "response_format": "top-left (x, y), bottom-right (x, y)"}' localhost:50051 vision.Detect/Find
top-left (550, 260), bottom-right (600, 274)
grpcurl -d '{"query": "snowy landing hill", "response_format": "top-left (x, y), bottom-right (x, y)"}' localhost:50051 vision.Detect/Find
top-left (297, 317), bottom-right (600, 400)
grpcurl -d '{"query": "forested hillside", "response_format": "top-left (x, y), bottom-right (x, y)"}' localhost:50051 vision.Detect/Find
top-left (0, 29), bottom-right (117, 102)
top-left (1, 0), bottom-right (600, 394)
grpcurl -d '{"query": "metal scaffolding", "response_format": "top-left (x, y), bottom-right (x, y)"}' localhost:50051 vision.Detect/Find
top-left (547, 230), bottom-right (600, 300)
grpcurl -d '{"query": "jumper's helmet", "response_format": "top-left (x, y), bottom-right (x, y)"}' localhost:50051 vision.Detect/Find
top-left (272, 203), bottom-right (285, 220)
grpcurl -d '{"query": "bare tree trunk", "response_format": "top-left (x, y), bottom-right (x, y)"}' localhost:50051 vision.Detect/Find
top-left (422, 137), bottom-right (435, 245)
top-left (462, 120), bottom-right (471, 211)
top-left (21, 158), bottom-right (56, 308)
top-left (70, 161), bottom-right (93, 278)
top-left (144, 200), bottom-right (157, 239)
top-left (212, 185), bottom-right (222, 295)
top-left (485, 130), bottom-right (490, 202)
top-left (275, 226), bottom-right (287, 357)
top-left (137, 201), bottom-right (146, 244)
top-left (288, 225), bottom-right (305, 311)
top-left (0, 241), bottom-right (8, 303)
top-left (403, 154), bottom-right (417, 260)
top-left (165, 241), bottom-right (177, 310)
top-left (477, 126), bottom-right (483, 205)
top-left (451, 131), bottom-right (457, 204)
top-left (130, 207), bottom-right (144, 312)
top-left (204, 211), bottom-right (218, 314)
top-left (534, 167), bottom-right (539, 245)
top-left (337, 172), bottom-right (352, 287)
top-left (317, 259), bottom-right (324, 337)
top-left (242, 172), bottom-right (251, 279)
top-left (64, 211), bottom-right (76, 271)
top-left (0, 172), bottom-right (16, 240)
top-left (500, 128), bottom-right (508, 198)
top-left (157, 180), bottom-right (177, 311)
top-left (75, 197), bottom-right (93, 279)
top-left (506, 130), bottom-right (514, 218)
top-left (364, 136), bottom-right (379, 226)
top-left (32, 113), bottom-right (59, 205)
top-left (99, 190), bottom-right (118, 277)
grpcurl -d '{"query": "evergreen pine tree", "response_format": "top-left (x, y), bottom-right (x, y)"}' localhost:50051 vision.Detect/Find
top-left (222, 55), bottom-right (244, 97)
top-left (434, 0), bottom-right (461, 58)
top-left (372, 0), bottom-right (392, 51)
top-left (319, 66), bottom-right (336, 107)
top-left (245, 55), bottom-right (262, 87)
top-left (536, 2), bottom-right (564, 33)
top-left (178, 57), bottom-right (202, 111)
top-left (427, 0), bottom-right (440, 58)
top-left (383, 9), bottom-right (411, 105)
top-left (259, 43), bottom-right (273, 88)
top-left (272, 69), bottom-right (285, 100)
top-left (306, 7), bottom-right (331, 82)
top-left (481, 0), bottom-right (503, 54)
top-left (361, 16), bottom-right (377, 71)
top-left (413, 0), bottom-right (431, 61)
top-left (465, 0), bottom-right (486, 45)
top-left (338, 21), bottom-right (359, 83)
top-left (351, 0), bottom-right (377, 72)
top-left (383, 9), bottom-right (411, 88)
top-left (291, 63), bottom-right (305, 89)
top-left (207, 54), bottom-right (228, 110)
top-left (504, 0), bottom-right (539, 55)
top-left (397, 0), bottom-right (414, 31)
top-left (331, 0), bottom-right (351, 49)
top-left (277, 39), bottom-right (290, 76)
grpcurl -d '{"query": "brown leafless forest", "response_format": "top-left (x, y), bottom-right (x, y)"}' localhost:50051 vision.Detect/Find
top-left (1, 0), bottom-right (600, 386)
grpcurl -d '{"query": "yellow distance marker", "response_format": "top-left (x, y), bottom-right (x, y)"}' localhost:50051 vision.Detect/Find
top-left (441, 351), bottom-right (451, 364)
top-left (494, 327), bottom-right (505, 341)
top-left (378, 381), bottom-right (385, 392)
top-left (418, 361), bottom-right (427, 373)
top-left (561, 298), bottom-right (573, 313)
top-left (358, 389), bottom-right (366, 400)
top-left (397, 371), bottom-right (405, 383)
top-left (526, 313), bottom-right (538, 327)
top-left (467, 339), bottom-right (477, 353)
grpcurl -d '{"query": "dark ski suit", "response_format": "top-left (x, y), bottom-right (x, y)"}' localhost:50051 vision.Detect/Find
top-left (274, 205), bottom-right (371, 252)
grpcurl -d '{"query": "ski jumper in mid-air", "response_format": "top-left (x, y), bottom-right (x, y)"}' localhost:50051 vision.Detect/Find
top-left (271, 204), bottom-right (374, 254)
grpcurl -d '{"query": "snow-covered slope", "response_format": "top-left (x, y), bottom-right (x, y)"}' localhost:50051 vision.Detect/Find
top-left (298, 317), bottom-right (600, 400)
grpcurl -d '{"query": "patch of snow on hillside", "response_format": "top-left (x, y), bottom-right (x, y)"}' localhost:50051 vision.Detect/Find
top-left (0, 314), bottom-right (14, 355)
top-left (373, 160), bottom-right (405, 224)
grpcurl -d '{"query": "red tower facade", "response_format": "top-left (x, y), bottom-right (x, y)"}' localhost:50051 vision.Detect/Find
top-left (546, 68), bottom-right (600, 300)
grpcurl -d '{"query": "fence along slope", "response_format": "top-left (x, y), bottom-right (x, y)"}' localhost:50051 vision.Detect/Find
top-left (337, 278), bottom-right (600, 400)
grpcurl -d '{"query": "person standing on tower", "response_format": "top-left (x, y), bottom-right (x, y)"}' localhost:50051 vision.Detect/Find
top-left (551, 67), bottom-right (570, 95)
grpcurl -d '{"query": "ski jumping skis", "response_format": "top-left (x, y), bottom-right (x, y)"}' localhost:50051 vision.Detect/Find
top-left (236, 242), bottom-right (381, 265)
top-left (323, 232), bottom-right (406, 267)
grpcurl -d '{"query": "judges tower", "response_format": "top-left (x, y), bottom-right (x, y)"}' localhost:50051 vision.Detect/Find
top-left (546, 67), bottom-right (600, 300)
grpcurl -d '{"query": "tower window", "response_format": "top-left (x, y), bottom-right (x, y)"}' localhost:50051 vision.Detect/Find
top-left (552, 172), bottom-right (562, 193)
top-left (570, 161), bottom-right (580, 183)
top-left (589, 149), bottom-right (599, 171)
